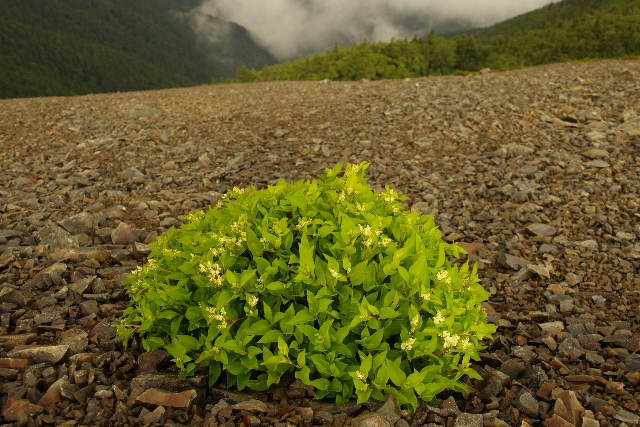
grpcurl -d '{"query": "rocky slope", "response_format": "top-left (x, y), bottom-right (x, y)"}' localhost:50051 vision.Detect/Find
top-left (0, 59), bottom-right (639, 427)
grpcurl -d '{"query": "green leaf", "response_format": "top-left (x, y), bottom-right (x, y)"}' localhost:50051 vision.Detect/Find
top-left (246, 227), bottom-right (264, 258)
top-left (288, 308), bottom-right (316, 326)
top-left (258, 329), bottom-right (284, 344)
top-left (378, 307), bottom-right (400, 319)
top-left (385, 359), bottom-right (406, 386)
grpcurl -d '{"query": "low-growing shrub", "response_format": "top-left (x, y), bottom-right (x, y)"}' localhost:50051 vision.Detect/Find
top-left (118, 162), bottom-right (496, 410)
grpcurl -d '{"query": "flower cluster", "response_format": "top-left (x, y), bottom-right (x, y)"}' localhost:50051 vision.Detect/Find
top-left (296, 217), bottom-right (314, 230)
top-left (401, 338), bottom-right (416, 351)
top-left (410, 314), bottom-right (420, 334)
top-left (204, 305), bottom-right (228, 329)
top-left (441, 331), bottom-right (460, 349)
top-left (162, 248), bottom-right (180, 258)
top-left (199, 261), bottom-right (224, 287)
top-left (184, 210), bottom-right (205, 224)
top-left (436, 270), bottom-right (452, 284)
top-left (433, 310), bottom-right (446, 325)
top-left (246, 294), bottom-right (259, 307)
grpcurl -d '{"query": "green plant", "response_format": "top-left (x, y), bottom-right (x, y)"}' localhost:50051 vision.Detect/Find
top-left (118, 162), bottom-right (496, 410)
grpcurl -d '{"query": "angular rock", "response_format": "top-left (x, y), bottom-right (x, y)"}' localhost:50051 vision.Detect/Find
top-left (7, 345), bottom-right (69, 364)
top-left (131, 373), bottom-right (205, 393)
top-left (22, 262), bottom-right (68, 290)
top-left (352, 412), bottom-right (393, 427)
top-left (454, 413), bottom-right (483, 427)
top-left (613, 409), bottom-right (639, 424)
top-left (111, 222), bottom-right (138, 245)
top-left (1, 398), bottom-right (43, 421)
top-left (0, 287), bottom-right (28, 307)
top-left (558, 337), bottom-right (585, 359)
top-left (58, 212), bottom-right (97, 235)
top-left (376, 393), bottom-right (401, 424)
top-left (516, 392), bottom-right (540, 417)
top-left (60, 329), bottom-right (89, 354)
top-left (136, 388), bottom-right (197, 410)
top-left (231, 399), bottom-right (270, 413)
top-left (544, 415), bottom-right (575, 427)
top-left (37, 224), bottom-right (77, 250)
top-left (497, 253), bottom-right (530, 270)
top-left (527, 223), bottom-right (557, 237)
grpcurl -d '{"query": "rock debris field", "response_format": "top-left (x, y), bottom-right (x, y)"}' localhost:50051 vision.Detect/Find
top-left (0, 59), bottom-right (639, 427)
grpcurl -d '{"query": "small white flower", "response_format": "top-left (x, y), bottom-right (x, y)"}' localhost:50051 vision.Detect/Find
top-left (355, 371), bottom-right (367, 381)
top-left (461, 337), bottom-right (472, 350)
top-left (337, 192), bottom-right (346, 203)
top-left (247, 295), bottom-right (259, 307)
top-left (436, 270), bottom-right (451, 284)
top-left (217, 321), bottom-right (228, 330)
top-left (212, 346), bottom-right (220, 353)
top-left (442, 331), bottom-right (460, 349)
top-left (329, 268), bottom-right (340, 279)
top-left (433, 311), bottom-right (445, 325)
top-left (379, 236), bottom-right (392, 247)
top-left (410, 315), bottom-right (419, 333)
top-left (421, 293), bottom-right (431, 301)
top-left (401, 338), bottom-right (416, 351)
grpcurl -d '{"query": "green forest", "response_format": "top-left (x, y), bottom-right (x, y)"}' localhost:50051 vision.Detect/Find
top-left (0, 0), bottom-right (275, 99)
top-left (234, 0), bottom-right (640, 83)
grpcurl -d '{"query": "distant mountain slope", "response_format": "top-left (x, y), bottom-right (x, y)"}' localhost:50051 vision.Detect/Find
top-left (233, 0), bottom-right (640, 83)
top-left (0, 0), bottom-right (276, 99)
top-left (464, 0), bottom-right (640, 69)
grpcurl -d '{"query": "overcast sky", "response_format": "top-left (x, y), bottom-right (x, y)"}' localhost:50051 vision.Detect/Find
top-left (195, 0), bottom-right (557, 60)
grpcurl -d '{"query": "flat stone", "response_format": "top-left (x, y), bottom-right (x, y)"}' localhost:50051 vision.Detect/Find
top-left (37, 224), bottom-right (77, 250)
top-left (582, 148), bottom-right (609, 159)
top-left (60, 329), bottom-right (88, 354)
top-left (586, 159), bottom-right (610, 168)
top-left (497, 253), bottom-right (530, 270)
top-left (131, 373), bottom-right (206, 393)
top-left (7, 345), bottom-right (69, 364)
top-left (0, 287), bottom-right (28, 307)
top-left (1, 398), bottom-right (43, 421)
top-left (58, 212), bottom-right (97, 235)
top-left (558, 337), bottom-right (585, 359)
top-left (453, 413), bottom-right (483, 427)
top-left (51, 247), bottom-right (111, 263)
top-left (527, 223), bottom-right (557, 237)
top-left (614, 409), bottom-right (640, 424)
top-left (0, 358), bottom-right (29, 372)
top-left (540, 321), bottom-right (565, 337)
top-left (68, 276), bottom-right (96, 294)
top-left (616, 231), bottom-right (636, 240)
top-left (516, 392), bottom-right (540, 417)
top-left (231, 399), bottom-right (270, 413)
top-left (544, 415), bottom-right (574, 427)
top-left (136, 388), bottom-right (197, 410)
top-left (0, 333), bottom-right (38, 350)
top-left (352, 412), bottom-right (392, 427)
top-left (22, 262), bottom-right (68, 290)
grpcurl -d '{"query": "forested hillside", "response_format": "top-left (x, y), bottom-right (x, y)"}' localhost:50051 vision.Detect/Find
top-left (0, 0), bottom-right (276, 99)
top-left (234, 0), bottom-right (640, 83)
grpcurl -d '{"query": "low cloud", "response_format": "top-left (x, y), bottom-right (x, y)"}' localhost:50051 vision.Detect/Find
top-left (195, 0), bottom-right (557, 60)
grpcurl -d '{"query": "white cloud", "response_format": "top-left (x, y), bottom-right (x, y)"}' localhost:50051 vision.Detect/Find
top-left (196, 0), bottom-right (557, 60)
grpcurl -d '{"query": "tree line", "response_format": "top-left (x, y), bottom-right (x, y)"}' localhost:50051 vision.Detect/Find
top-left (232, 0), bottom-right (640, 83)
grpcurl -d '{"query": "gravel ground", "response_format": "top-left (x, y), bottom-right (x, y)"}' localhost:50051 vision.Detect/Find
top-left (0, 59), bottom-right (639, 427)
